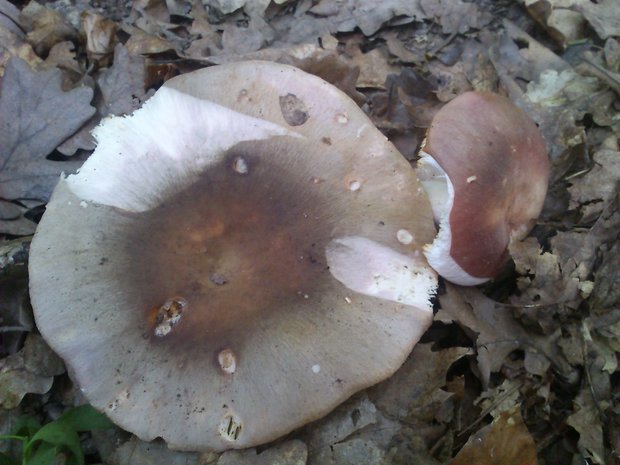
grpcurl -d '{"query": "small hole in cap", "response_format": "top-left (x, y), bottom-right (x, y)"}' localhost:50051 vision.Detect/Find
top-left (219, 413), bottom-right (243, 442)
top-left (232, 157), bottom-right (249, 175)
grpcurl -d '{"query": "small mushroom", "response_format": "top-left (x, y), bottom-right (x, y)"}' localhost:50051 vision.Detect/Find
top-left (29, 61), bottom-right (438, 451)
top-left (417, 91), bottom-right (550, 285)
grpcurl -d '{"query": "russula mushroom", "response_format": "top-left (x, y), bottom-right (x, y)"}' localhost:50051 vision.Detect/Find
top-left (29, 61), bottom-right (438, 451)
top-left (417, 91), bottom-right (550, 285)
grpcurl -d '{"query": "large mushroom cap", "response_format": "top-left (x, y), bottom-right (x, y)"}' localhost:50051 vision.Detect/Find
top-left (418, 91), bottom-right (550, 285)
top-left (29, 61), bottom-right (438, 451)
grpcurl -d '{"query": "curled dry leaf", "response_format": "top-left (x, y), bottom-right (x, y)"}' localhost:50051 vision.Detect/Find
top-left (19, 0), bottom-right (76, 55)
top-left (0, 58), bottom-right (95, 201)
top-left (124, 26), bottom-right (175, 56)
top-left (81, 10), bottom-right (117, 60)
top-left (525, 0), bottom-right (586, 45)
top-left (527, 1), bottom-right (620, 44)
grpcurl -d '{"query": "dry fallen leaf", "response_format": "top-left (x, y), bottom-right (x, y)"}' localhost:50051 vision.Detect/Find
top-left (525, 0), bottom-right (586, 46)
top-left (57, 44), bottom-right (146, 155)
top-left (420, 0), bottom-right (493, 34)
top-left (591, 240), bottom-right (620, 313)
top-left (19, 0), bottom-right (76, 55)
top-left (437, 285), bottom-right (569, 386)
top-left (510, 237), bottom-right (581, 312)
top-left (488, 22), bottom-right (593, 179)
top-left (567, 149), bottom-right (620, 223)
top-left (0, 0), bottom-right (617, 462)
top-left (304, 394), bottom-right (379, 455)
top-left (0, 276), bottom-right (33, 355)
top-left (0, 25), bottom-right (41, 76)
top-left (0, 334), bottom-right (64, 409)
top-left (349, 46), bottom-right (399, 90)
top-left (81, 10), bottom-right (118, 60)
top-left (43, 40), bottom-right (82, 77)
top-left (492, 20), bottom-right (570, 81)
top-left (109, 436), bottom-right (201, 465)
top-left (274, 0), bottom-right (427, 41)
top-left (218, 440), bottom-right (307, 465)
top-left (124, 26), bottom-right (175, 55)
top-left (0, 199), bottom-right (37, 235)
top-left (567, 388), bottom-right (606, 465)
top-left (98, 44), bottom-right (147, 116)
top-left (428, 59), bottom-right (473, 101)
top-left (309, 438), bottom-right (385, 465)
top-left (450, 406), bottom-right (539, 465)
top-left (370, 343), bottom-right (470, 422)
top-left (0, 57), bottom-right (95, 201)
top-left (221, 20), bottom-right (266, 55)
top-left (575, 0), bottom-right (620, 40)
top-left (0, 0), bottom-right (22, 36)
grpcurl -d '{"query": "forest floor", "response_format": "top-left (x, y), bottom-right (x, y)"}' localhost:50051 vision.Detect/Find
top-left (0, 0), bottom-right (619, 464)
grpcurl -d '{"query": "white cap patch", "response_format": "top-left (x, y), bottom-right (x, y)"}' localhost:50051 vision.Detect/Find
top-left (67, 87), bottom-right (299, 212)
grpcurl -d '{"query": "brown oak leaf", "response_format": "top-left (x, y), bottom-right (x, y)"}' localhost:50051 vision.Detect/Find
top-left (0, 57), bottom-right (95, 201)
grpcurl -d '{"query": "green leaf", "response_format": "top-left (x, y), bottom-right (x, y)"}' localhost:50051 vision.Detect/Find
top-left (57, 405), bottom-right (114, 432)
top-left (11, 416), bottom-right (41, 438)
top-left (26, 421), bottom-right (83, 465)
top-left (26, 444), bottom-right (57, 465)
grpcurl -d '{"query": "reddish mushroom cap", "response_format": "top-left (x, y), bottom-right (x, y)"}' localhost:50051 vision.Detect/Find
top-left (418, 91), bottom-right (550, 285)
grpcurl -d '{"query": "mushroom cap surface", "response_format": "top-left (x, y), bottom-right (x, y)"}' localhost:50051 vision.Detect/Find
top-left (29, 61), bottom-right (438, 451)
top-left (419, 91), bottom-right (549, 285)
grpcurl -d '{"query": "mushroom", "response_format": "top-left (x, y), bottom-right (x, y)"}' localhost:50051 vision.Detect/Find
top-left (29, 61), bottom-right (438, 451)
top-left (417, 91), bottom-right (549, 285)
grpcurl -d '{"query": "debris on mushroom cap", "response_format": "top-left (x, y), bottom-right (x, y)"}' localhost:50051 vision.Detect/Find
top-left (417, 91), bottom-right (550, 286)
top-left (29, 61), bottom-right (438, 452)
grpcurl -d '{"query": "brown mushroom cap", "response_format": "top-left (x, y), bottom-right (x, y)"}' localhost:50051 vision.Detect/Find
top-left (418, 91), bottom-right (549, 285)
top-left (29, 61), bottom-right (438, 451)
